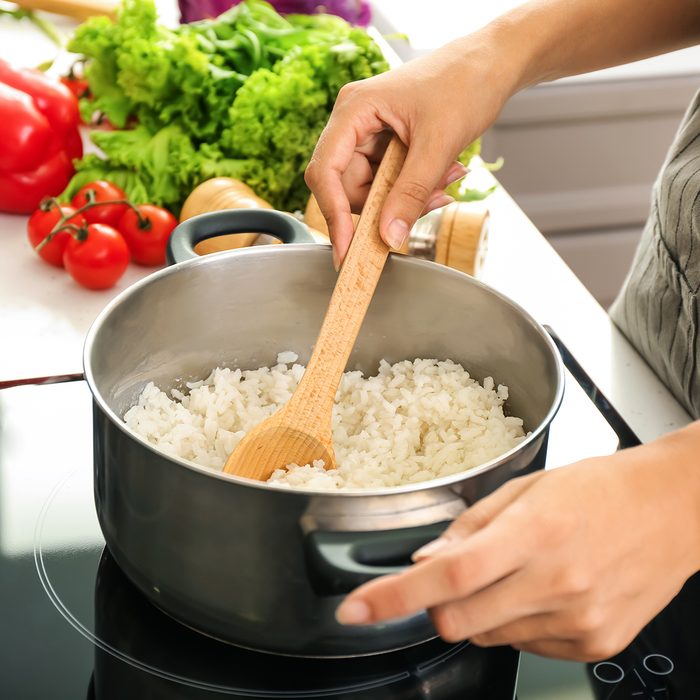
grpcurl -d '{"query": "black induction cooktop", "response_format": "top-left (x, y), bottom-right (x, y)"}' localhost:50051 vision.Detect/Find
top-left (2, 380), bottom-right (518, 700)
top-left (1, 338), bottom-right (699, 700)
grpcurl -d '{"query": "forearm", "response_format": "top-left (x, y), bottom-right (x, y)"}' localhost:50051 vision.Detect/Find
top-left (470, 0), bottom-right (700, 95)
top-left (648, 420), bottom-right (700, 574)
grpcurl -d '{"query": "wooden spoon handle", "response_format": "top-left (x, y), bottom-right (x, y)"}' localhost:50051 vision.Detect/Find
top-left (15, 0), bottom-right (117, 19)
top-left (286, 135), bottom-right (407, 432)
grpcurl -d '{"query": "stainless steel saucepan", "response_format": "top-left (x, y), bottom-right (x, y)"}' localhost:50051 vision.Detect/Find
top-left (85, 209), bottom-right (563, 657)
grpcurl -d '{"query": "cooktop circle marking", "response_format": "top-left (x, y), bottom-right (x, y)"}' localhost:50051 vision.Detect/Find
top-left (30, 469), bottom-right (297, 696)
top-left (31, 467), bottom-right (476, 698)
top-left (643, 654), bottom-right (674, 676)
top-left (592, 661), bottom-right (625, 684)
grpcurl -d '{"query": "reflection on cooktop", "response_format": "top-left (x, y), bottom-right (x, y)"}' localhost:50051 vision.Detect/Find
top-left (89, 549), bottom-right (519, 699)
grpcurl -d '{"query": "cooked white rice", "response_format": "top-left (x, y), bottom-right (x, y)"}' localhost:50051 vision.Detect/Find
top-left (123, 353), bottom-right (526, 491)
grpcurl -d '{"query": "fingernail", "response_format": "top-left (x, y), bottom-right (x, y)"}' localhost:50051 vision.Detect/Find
top-left (446, 164), bottom-right (468, 186)
top-left (336, 599), bottom-right (372, 625)
top-left (386, 218), bottom-right (409, 249)
top-left (412, 537), bottom-right (450, 562)
top-left (332, 247), bottom-right (340, 272)
top-left (425, 194), bottom-right (454, 213)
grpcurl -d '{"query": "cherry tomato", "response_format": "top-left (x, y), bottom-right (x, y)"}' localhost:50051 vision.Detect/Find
top-left (118, 205), bottom-right (177, 266)
top-left (27, 204), bottom-right (85, 268)
top-left (63, 223), bottom-right (130, 290)
top-left (71, 181), bottom-right (128, 227)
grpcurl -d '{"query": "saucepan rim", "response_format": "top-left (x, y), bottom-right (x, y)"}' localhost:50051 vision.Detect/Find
top-left (84, 244), bottom-right (564, 498)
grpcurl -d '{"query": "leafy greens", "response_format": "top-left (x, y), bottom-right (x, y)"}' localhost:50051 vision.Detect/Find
top-left (64, 0), bottom-right (388, 212)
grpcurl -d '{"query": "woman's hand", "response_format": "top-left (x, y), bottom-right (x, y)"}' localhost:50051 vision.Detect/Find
top-left (305, 0), bottom-right (700, 270)
top-left (336, 425), bottom-right (700, 661)
top-left (304, 33), bottom-right (520, 269)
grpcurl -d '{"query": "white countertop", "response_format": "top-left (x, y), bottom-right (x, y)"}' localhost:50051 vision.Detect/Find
top-left (0, 3), bottom-right (692, 445)
top-left (476, 179), bottom-right (692, 444)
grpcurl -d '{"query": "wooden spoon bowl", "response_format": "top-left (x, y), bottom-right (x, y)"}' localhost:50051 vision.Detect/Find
top-left (226, 419), bottom-right (335, 482)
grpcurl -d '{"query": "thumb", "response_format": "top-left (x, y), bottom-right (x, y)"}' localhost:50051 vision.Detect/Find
top-left (379, 134), bottom-right (454, 249)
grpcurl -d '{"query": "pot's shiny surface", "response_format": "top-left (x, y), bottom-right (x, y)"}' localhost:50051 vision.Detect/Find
top-left (86, 242), bottom-right (563, 656)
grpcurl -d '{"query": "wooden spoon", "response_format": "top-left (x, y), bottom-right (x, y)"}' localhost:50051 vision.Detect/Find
top-left (223, 135), bottom-right (407, 481)
top-left (15, 0), bottom-right (117, 20)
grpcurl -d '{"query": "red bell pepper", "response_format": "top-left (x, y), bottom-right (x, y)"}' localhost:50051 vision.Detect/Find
top-left (0, 151), bottom-right (75, 215)
top-left (0, 83), bottom-right (56, 172)
top-left (0, 59), bottom-right (80, 140)
top-left (0, 59), bottom-right (83, 214)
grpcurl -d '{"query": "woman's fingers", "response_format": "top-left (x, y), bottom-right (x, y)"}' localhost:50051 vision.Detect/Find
top-left (338, 436), bottom-right (700, 660)
top-left (305, 36), bottom-right (515, 266)
top-left (335, 472), bottom-right (547, 628)
top-left (469, 612), bottom-right (562, 648)
top-left (305, 151), bottom-right (355, 270)
top-left (443, 161), bottom-right (469, 188)
top-left (429, 567), bottom-right (549, 643)
top-left (417, 163), bottom-right (469, 216)
top-left (341, 159), bottom-right (467, 230)
top-left (305, 60), bottom-right (476, 267)
top-left (336, 510), bottom-right (533, 626)
top-left (423, 194), bottom-right (455, 215)
top-left (307, 107), bottom-right (469, 264)
top-left (305, 104), bottom-right (385, 269)
top-left (378, 132), bottom-right (459, 249)
top-left (346, 160), bottom-right (466, 218)
top-left (413, 471), bottom-right (541, 561)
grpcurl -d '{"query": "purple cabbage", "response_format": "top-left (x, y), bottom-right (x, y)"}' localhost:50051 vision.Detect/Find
top-left (179, 0), bottom-right (371, 25)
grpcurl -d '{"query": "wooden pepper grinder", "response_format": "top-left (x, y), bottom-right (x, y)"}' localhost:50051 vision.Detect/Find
top-left (180, 178), bottom-right (330, 254)
top-left (180, 178), bottom-right (276, 254)
top-left (419, 201), bottom-right (489, 277)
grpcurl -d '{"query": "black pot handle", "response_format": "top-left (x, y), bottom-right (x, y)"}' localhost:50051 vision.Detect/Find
top-left (166, 209), bottom-right (316, 265)
top-left (306, 522), bottom-right (450, 596)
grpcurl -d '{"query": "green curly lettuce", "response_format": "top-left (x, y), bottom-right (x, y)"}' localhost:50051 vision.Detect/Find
top-left (64, 0), bottom-right (389, 211)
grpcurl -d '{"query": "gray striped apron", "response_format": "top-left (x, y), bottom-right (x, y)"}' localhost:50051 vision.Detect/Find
top-left (610, 90), bottom-right (700, 418)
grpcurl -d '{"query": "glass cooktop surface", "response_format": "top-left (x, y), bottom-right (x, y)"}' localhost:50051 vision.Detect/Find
top-left (2, 380), bottom-right (519, 700)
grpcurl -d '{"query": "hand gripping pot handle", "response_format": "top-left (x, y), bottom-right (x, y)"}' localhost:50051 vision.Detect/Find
top-left (166, 209), bottom-right (316, 265)
top-left (306, 522), bottom-right (450, 595)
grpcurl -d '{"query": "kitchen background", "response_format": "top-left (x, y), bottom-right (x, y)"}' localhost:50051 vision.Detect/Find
top-left (375, 0), bottom-right (700, 308)
top-left (2, 1), bottom-right (697, 698)
top-left (5, 0), bottom-right (700, 308)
